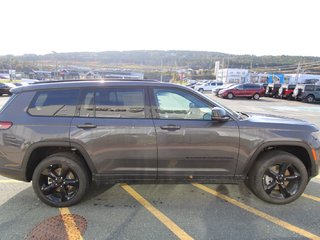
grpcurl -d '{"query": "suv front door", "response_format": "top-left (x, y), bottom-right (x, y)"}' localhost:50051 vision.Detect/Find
top-left (150, 87), bottom-right (240, 180)
top-left (70, 87), bottom-right (157, 181)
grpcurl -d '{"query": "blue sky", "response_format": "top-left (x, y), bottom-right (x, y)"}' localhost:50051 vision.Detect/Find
top-left (1, 0), bottom-right (319, 56)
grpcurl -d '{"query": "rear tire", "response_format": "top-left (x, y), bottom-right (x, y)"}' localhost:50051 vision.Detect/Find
top-left (253, 93), bottom-right (260, 100)
top-left (305, 95), bottom-right (315, 103)
top-left (32, 152), bottom-right (90, 207)
top-left (248, 150), bottom-right (308, 204)
top-left (198, 88), bottom-right (204, 93)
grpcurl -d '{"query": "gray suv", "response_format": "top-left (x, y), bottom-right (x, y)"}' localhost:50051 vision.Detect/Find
top-left (0, 80), bottom-right (319, 207)
top-left (292, 84), bottom-right (320, 103)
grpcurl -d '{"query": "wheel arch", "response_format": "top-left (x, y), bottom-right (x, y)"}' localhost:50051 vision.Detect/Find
top-left (23, 142), bottom-right (96, 181)
top-left (244, 142), bottom-right (316, 178)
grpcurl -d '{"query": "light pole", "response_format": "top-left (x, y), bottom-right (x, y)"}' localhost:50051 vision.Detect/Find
top-left (160, 58), bottom-right (163, 82)
top-left (52, 51), bottom-right (58, 80)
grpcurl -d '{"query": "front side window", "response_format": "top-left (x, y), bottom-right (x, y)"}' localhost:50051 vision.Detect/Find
top-left (236, 85), bottom-right (244, 90)
top-left (153, 88), bottom-right (212, 120)
top-left (28, 89), bottom-right (79, 117)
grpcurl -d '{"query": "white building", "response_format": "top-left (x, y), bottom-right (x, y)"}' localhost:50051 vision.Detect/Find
top-left (216, 68), bottom-right (249, 83)
top-left (284, 74), bottom-right (320, 84)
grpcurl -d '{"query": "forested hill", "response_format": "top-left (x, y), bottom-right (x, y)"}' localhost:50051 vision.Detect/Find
top-left (1, 50), bottom-right (320, 73)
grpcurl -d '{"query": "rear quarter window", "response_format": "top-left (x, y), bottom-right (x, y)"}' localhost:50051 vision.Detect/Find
top-left (0, 94), bottom-right (17, 113)
top-left (28, 89), bottom-right (80, 117)
top-left (305, 85), bottom-right (315, 91)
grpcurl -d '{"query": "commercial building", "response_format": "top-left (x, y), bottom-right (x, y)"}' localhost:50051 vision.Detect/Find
top-left (216, 68), bottom-right (249, 83)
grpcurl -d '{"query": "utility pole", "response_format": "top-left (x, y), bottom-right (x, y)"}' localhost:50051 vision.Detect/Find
top-left (52, 51), bottom-right (58, 80)
top-left (160, 58), bottom-right (163, 82)
top-left (296, 62), bottom-right (301, 83)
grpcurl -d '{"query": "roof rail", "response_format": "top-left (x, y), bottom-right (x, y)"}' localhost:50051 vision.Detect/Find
top-left (32, 78), bottom-right (160, 84)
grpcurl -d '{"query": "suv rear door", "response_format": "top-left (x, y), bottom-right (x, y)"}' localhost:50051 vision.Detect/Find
top-left (69, 87), bottom-right (157, 181)
top-left (150, 87), bottom-right (240, 180)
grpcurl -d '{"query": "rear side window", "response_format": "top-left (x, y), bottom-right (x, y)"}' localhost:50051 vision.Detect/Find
top-left (79, 88), bottom-right (146, 119)
top-left (28, 89), bottom-right (80, 117)
top-left (305, 85), bottom-right (315, 91)
top-left (95, 88), bottom-right (145, 118)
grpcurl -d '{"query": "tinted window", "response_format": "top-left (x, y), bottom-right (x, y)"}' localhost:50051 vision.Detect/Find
top-left (236, 85), bottom-right (244, 90)
top-left (244, 84), bottom-right (254, 89)
top-left (95, 88), bottom-right (145, 118)
top-left (316, 87), bottom-right (320, 91)
top-left (217, 82), bottom-right (223, 86)
top-left (153, 88), bottom-right (211, 120)
top-left (305, 85), bottom-right (315, 91)
top-left (28, 89), bottom-right (79, 116)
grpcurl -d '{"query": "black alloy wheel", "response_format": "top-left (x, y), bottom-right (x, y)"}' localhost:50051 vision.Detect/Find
top-left (32, 152), bottom-right (90, 207)
top-left (262, 163), bottom-right (301, 199)
top-left (249, 150), bottom-right (308, 204)
top-left (39, 164), bottom-right (79, 204)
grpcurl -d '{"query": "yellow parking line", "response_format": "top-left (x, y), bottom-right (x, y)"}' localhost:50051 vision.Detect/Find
top-left (192, 183), bottom-right (320, 240)
top-left (59, 208), bottom-right (84, 240)
top-left (302, 193), bottom-right (320, 203)
top-left (121, 183), bottom-right (193, 240)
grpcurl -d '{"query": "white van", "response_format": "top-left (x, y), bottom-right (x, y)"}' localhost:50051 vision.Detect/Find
top-left (194, 81), bottom-right (224, 93)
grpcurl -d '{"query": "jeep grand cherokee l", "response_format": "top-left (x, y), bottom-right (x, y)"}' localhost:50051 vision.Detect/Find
top-left (0, 80), bottom-right (319, 207)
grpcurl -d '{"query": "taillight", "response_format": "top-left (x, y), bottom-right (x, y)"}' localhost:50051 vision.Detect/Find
top-left (0, 121), bottom-right (13, 130)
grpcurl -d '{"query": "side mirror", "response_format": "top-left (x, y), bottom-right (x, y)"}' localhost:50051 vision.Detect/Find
top-left (212, 107), bottom-right (230, 122)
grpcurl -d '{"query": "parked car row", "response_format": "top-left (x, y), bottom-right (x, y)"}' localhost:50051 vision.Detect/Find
top-left (265, 82), bottom-right (320, 103)
top-left (186, 81), bottom-right (266, 100)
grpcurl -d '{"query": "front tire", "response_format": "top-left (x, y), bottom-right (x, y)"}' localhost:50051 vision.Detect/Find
top-left (248, 150), bottom-right (308, 204)
top-left (227, 92), bottom-right (234, 99)
top-left (198, 88), bottom-right (204, 93)
top-left (32, 152), bottom-right (90, 207)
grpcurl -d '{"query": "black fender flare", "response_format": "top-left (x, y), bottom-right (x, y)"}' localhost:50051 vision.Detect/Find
top-left (243, 141), bottom-right (317, 177)
top-left (22, 141), bottom-right (97, 181)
